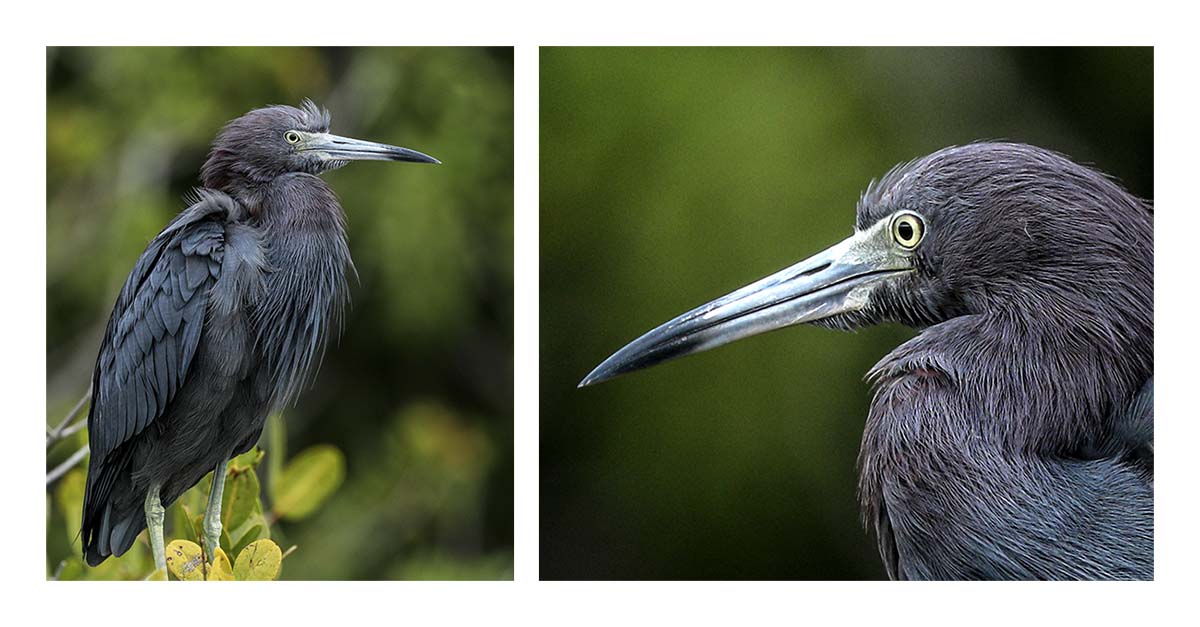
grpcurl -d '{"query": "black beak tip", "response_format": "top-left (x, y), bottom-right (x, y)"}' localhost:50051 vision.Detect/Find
top-left (391, 147), bottom-right (440, 165)
top-left (578, 358), bottom-right (623, 388)
top-left (404, 154), bottom-right (440, 165)
top-left (578, 332), bottom-right (682, 388)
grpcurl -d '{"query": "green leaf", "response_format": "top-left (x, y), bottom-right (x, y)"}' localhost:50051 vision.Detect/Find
top-left (274, 445), bottom-right (345, 521)
top-left (266, 413), bottom-right (286, 502)
top-left (54, 557), bottom-right (85, 581)
top-left (177, 473), bottom-right (209, 514)
top-left (164, 539), bottom-right (205, 581)
top-left (191, 514), bottom-right (206, 547)
top-left (233, 539), bottom-right (282, 581)
top-left (54, 469), bottom-right (85, 543)
top-left (230, 447), bottom-right (265, 472)
top-left (221, 464), bottom-right (262, 533)
top-left (170, 502), bottom-right (199, 545)
top-left (229, 515), bottom-right (269, 560)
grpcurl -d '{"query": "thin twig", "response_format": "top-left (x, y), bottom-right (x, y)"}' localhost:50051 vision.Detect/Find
top-left (57, 419), bottom-right (88, 443)
top-left (47, 384), bottom-right (92, 447)
top-left (46, 445), bottom-right (89, 485)
top-left (47, 383), bottom-right (92, 435)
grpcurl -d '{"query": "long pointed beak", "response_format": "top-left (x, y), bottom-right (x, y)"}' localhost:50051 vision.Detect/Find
top-left (302, 132), bottom-right (441, 164)
top-left (579, 217), bottom-right (912, 387)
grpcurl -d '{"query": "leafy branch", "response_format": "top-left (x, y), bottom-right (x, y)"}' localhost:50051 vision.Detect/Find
top-left (48, 415), bottom-right (345, 581)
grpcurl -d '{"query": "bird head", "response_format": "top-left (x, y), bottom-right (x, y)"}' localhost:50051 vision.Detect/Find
top-left (201, 99), bottom-right (439, 192)
top-left (580, 142), bottom-right (1152, 386)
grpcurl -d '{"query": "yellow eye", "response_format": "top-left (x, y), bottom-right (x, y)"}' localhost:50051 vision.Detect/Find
top-left (284, 130), bottom-right (302, 144)
top-left (891, 212), bottom-right (925, 249)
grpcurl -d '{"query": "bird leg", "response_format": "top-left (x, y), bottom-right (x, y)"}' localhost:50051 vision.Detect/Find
top-left (144, 484), bottom-right (167, 577)
top-left (202, 460), bottom-right (228, 561)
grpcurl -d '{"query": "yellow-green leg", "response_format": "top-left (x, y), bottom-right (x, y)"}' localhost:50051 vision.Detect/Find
top-left (203, 460), bottom-right (228, 558)
top-left (144, 484), bottom-right (166, 575)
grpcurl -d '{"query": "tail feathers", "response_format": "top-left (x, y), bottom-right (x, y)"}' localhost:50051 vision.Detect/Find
top-left (84, 503), bottom-right (146, 567)
top-left (82, 447), bottom-right (138, 567)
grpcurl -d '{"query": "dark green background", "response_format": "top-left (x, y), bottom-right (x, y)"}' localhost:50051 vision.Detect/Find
top-left (540, 47), bottom-right (1152, 579)
top-left (46, 47), bottom-right (513, 579)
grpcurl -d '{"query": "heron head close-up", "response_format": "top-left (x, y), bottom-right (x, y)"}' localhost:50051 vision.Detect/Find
top-left (200, 99), bottom-right (440, 194)
top-left (581, 142), bottom-right (1153, 387)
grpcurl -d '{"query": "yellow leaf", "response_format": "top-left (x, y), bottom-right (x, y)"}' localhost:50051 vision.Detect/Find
top-left (164, 539), bottom-right (205, 581)
top-left (233, 539), bottom-right (282, 581)
top-left (145, 566), bottom-right (167, 581)
top-left (207, 548), bottom-right (234, 581)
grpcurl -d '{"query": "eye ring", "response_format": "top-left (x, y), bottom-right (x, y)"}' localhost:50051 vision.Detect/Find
top-left (284, 130), bottom-right (302, 144)
top-left (891, 211), bottom-right (925, 250)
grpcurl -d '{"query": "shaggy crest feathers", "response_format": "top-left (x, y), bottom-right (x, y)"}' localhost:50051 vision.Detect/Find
top-left (200, 100), bottom-right (333, 195)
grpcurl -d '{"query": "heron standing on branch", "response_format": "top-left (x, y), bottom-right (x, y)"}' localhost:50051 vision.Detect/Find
top-left (581, 142), bottom-right (1152, 580)
top-left (81, 100), bottom-right (439, 574)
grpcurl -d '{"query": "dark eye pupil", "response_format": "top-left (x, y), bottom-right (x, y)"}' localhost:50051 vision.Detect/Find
top-left (898, 222), bottom-right (914, 240)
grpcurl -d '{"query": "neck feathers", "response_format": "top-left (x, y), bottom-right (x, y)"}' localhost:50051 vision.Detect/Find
top-left (252, 173), bottom-right (354, 410)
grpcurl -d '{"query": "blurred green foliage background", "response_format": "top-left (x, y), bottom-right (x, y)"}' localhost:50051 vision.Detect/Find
top-left (46, 47), bottom-right (513, 580)
top-left (540, 47), bottom-right (1151, 579)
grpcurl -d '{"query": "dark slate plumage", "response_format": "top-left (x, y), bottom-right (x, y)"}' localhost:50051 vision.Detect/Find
top-left (80, 101), bottom-right (435, 567)
top-left (82, 189), bottom-right (271, 565)
top-left (852, 143), bottom-right (1152, 580)
top-left (580, 142), bottom-right (1152, 580)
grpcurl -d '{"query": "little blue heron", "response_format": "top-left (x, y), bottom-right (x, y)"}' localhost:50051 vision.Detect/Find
top-left (581, 142), bottom-right (1152, 580)
top-left (81, 100), bottom-right (439, 573)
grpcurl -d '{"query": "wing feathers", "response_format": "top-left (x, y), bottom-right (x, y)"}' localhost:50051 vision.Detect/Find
top-left (87, 196), bottom-right (232, 465)
top-left (82, 189), bottom-right (262, 565)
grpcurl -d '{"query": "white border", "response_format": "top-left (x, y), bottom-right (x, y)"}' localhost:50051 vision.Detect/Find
top-left (5, 1), bottom-right (1198, 625)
